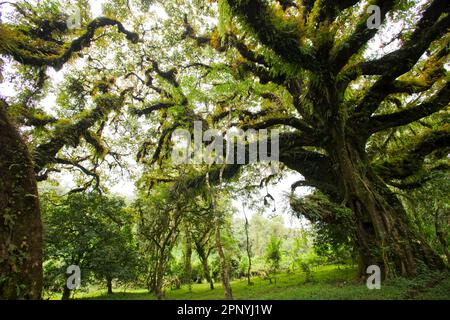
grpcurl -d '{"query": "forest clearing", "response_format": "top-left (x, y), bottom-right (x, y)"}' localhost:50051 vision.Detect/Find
top-left (71, 265), bottom-right (450, 300)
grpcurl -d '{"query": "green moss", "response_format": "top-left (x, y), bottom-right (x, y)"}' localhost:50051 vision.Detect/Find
top-left (93, 93), bottom-right (123, 111)
top-left (84, 131), bottom-right (108, 159)
top-left (218, 0), bottom-right (233, 37)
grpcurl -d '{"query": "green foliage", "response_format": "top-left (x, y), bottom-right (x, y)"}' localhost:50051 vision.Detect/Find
top-left (3, 0), bottom-right (449, 301)
top-left (401, 171), bottom-right (450, 261)
top-left (0, 1), bottom-right (68, 63)
top-left (217, 0), bottom-right (233, 37)
top-left (41, 191), bottom-right (139, 296)
top-left (265, 235), bottom-right (282, 279)
top-left (290, 192), bottom-right (356, 265)
top-left (300, 262), bottom-right (313, 283)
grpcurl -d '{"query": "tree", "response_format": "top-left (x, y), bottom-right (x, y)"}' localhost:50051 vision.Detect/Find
top-left (206, 172), bottom-right (233, 300)
top-left (42, 192), bottom-right (137, 299)
top-left (135, 185), bottom-right (183, 300)
top-left (0, 0), bottom-right (139, 298)
top-left (135, 160), bottom-right (237, 299)
top-left (0, 100), bottom-right (42, 299)
top-left (265, 235), bottom-right (282, 284)
top-left (1, 0), bottom-right (449, 299)
top-left (290, 192), bottom-right (356, 267)
top-left (87, 204), bottom-right (138, 295)
top-left (189, 200), bottom-right (216, 290)
top-left (400, 171), bottom-right (450, 264)
top-left (182, 222), bottom-right (193, 291)
top-left (174, 0), bottom-right (449, 277)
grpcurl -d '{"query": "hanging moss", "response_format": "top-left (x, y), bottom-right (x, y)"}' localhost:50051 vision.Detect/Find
top-left (218, 0), bottom-right (233, 37)
top-left (93, 92), bottom-right (123, 112)
top-left (83, 130), bottom-right (108, 159)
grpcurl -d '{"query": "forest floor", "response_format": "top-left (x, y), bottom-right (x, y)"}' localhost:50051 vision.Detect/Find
top-left (71, 265), bottom-right (450, 300)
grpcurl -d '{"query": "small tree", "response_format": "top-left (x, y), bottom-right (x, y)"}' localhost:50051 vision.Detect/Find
top-left (89, 219), bottom-right (139, 295)
top-left (42, 192), bottom-right (138, 298)
top-left (135, 184), bottom-right (183, 300)
top-left (265, 235), bottom-right (282, 284)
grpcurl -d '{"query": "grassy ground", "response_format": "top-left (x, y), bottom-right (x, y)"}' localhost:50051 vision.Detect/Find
top-left (68, 265), bottom-right (449, 300)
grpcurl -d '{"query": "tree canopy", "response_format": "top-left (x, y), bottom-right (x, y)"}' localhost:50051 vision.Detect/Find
top-left (0, 0), bottom-right (449, 299)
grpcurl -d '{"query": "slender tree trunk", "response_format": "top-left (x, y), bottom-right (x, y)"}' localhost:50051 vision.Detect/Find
top-left (203, 257), bottom-right (214, 290)
top-left (197, 246), bottom-right (214, 290)
top-left (328, 129), bottom-right (445, 278)
top-left (213, 213), bottom-right (233, 299)
top-left (146, 263), bottom-right (156, 293)
top-left (107, 276), bottom-right (113, 294)
top-left (183, 225), bottom-right (192, 292)
top-left (206, 172), bottom-right (233, 299)
top-left (0, 103), bottom-right (42, 299)
top-left (155, 258), bottom-right (165, 300)
top-left (242, 204), bottom-right (253, 285)
top-left (61, 284), bottom-right (71, 300)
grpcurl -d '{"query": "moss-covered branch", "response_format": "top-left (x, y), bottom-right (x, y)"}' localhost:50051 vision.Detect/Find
top-left (33, 92), bottom-right (123, 173)
top-left (366, 83), bottom-right (450, 134)
top-left (331, 0), bottom-right (395, 73)
top-left (373, 129), bottom-right (450, 181)
top-left (1, 17), bottom-right (139, 70)
top-left (226, 0), bottom-right (317, 71)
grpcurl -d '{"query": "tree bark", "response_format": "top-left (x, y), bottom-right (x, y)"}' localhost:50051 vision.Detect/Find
top-left (206, 172), bottom-right (233, 299)
top-left (327, 128), bottom-right (445, 278)
top-left (0, 103), bottom-right (43, 299)
top-left (107, 276), bottom-right (113, 294)
top-left (196, 246), bottom-right (214, 290)
top-left (213, 212), bottom-right (233, 299)
top-left (61, 284), bottom-right (71, 300)
top-left (242, 204), bottom-right (253, 285)
top-left (155, 258), bottom-right (165, 300)
top-left (183, 225), bottom-right (192, 292)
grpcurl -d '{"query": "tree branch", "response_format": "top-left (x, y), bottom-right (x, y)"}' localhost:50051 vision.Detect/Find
top-left (133, 102), bottom-right (176, 117)
top-left (341, 0), bottom-right (450, 116)
top-left (373, 129), bottom-right (450, 181)
top-left (2, 17), bottom-right (139, 70)
top-left (33, 92), bottom-right (123, 172)
top-left (367, 82), bottom-right (450, 134)
top-left (226, 0), bottom-right (317, 71)
top-left (331, 0), bottom-right (395, 73)
top-left (348, 0), bottom-right (450, 79)
top-left (241, 117), bottom-right (311, 131)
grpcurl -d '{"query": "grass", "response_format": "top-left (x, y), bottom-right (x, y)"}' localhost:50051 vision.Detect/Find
top-left (66, 265), bottom-right (450, 300)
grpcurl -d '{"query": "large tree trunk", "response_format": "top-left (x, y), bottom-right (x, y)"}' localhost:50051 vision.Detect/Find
top-left (155, 261), bottom-right (165, 300)
top-left (0, 104), bottom-right (42, 299)
top-left (146, 263), bottom-right (156, 293)
top-left (154, 247), bottom-right (167, 300)
top-left (328, 129), bottom-right (445, 278)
